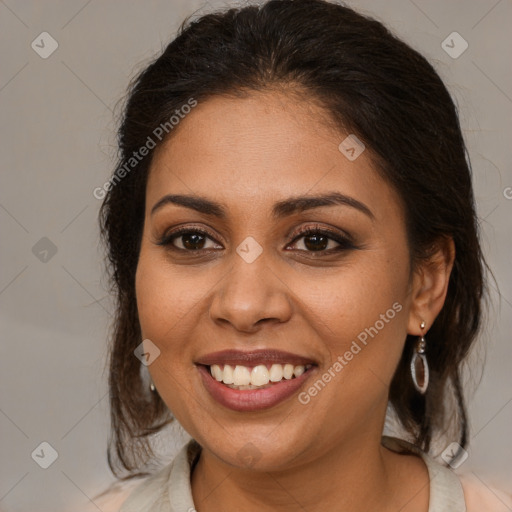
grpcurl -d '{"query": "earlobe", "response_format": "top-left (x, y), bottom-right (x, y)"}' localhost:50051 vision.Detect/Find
top-left (407, 236), bottom-right (455, 336)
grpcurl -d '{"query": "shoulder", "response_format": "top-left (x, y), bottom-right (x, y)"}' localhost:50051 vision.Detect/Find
top-left (92, 478), bottom-right (147, 512)
top-left (93, 464), bottom-right (174, 512)
top-left (98, 439), bottom-right (200, 512)
top-left (381, 435), bottom-right (512, 511)
top-left (459, 472), bottom-right (512, 512)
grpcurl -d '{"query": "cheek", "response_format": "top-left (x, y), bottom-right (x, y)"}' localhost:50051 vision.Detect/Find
top-left (134, 249), bottom-right (205, 413)
top-left (135, 257), bottom-right (171, 340)
top-left (288, 265), bottom-right (408, 431)
top-left (293, 256), bottom-right (407, 335)
top-left (290, 251), bottom-right (409, 387)
top-left (135, 247), bottom-right (206, 342)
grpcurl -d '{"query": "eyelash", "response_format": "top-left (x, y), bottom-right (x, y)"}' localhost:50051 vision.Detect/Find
top-left (156, 224), bottom-right (356, 256)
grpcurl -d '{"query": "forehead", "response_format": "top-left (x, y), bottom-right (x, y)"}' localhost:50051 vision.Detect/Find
top-left (146, 92), bottom-right (401, 223)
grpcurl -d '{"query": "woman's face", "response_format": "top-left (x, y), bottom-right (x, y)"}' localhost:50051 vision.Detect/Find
top-left (135, 90), bottom-right (421, 470)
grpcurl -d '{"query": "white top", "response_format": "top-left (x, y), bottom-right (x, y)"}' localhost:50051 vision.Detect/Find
top-left (117, 436), bottom-right (469, 512)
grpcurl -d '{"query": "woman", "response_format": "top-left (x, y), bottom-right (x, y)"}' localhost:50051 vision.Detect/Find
top-left (98, 0), bottom-right (510, 510)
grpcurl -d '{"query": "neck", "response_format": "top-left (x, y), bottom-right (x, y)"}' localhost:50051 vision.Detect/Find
top-left (191, 431), bottom-right (413, 512)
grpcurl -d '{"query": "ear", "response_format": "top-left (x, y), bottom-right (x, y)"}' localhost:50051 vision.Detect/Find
top-left (407, 236), bottom-right (455, 335)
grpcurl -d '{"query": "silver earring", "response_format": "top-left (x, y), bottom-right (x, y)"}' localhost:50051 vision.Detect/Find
top-left (150, 380), bottom-right (156, 392)
top-left (411, 321), bottom-right (429, 394)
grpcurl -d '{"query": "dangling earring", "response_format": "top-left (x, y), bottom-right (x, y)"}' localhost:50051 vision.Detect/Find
top-left (150, 379), bottom-right (156, 392)
top-left (411, 320), bottom-right (429, 394)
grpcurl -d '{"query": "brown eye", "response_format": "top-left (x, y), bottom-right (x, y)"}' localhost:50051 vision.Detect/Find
top-left (302, 233), bottom-right (330, 251)
top-left (180, 232), bottom-right (207, 250)
top-left (288, 227), bottom-right (356, 254)
top-left (157, 228), bottom-right (222, 251)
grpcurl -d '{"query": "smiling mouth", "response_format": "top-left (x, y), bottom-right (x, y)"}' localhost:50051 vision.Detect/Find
top-left (203, 363), bottom-right (315, 390)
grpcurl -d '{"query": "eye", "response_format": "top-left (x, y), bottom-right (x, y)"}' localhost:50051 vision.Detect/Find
top-left (287, 225), bottom-right (356, 254)
top-left (157, 227), bottom-right (222, 251)
top-left (156, 224), bottom-right (356, 255)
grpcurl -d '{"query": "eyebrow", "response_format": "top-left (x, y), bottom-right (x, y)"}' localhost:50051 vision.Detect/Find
top-left (150, 192), bottom-right (374, 220)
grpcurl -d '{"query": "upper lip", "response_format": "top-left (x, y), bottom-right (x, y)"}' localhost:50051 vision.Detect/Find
top-left (195, 349), bottom-right (317, 367)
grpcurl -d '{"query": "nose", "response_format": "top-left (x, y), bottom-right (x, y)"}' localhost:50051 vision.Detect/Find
top-left (208, 252), bottom-right (293, 333)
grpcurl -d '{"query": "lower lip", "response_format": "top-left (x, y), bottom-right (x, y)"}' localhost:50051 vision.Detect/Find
top-left (197, 364), bottom-right (316, 412)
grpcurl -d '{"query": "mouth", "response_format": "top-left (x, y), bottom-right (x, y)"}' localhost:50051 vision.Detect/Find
top-left (204, 362), bottom-right (314, 389)
top-left (195, 349), bottom-right (318, 411)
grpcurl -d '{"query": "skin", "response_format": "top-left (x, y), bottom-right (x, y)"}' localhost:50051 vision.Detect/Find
top-left (135, 90), bottom-right (455, 512)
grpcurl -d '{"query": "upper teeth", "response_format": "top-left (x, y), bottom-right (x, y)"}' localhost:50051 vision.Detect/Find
top-left (209, 363), bottom-right (311, 387)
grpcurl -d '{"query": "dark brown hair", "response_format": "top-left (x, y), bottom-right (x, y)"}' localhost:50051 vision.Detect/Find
top-left (99, 0), bottom-right (488, 478)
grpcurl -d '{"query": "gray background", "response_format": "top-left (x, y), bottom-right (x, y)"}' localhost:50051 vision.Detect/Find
top-left (0, 0), bottom-right (510, 510)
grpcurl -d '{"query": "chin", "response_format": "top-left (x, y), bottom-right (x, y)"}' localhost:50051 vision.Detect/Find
top-left (200, 429), bottom-right (310, 471)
